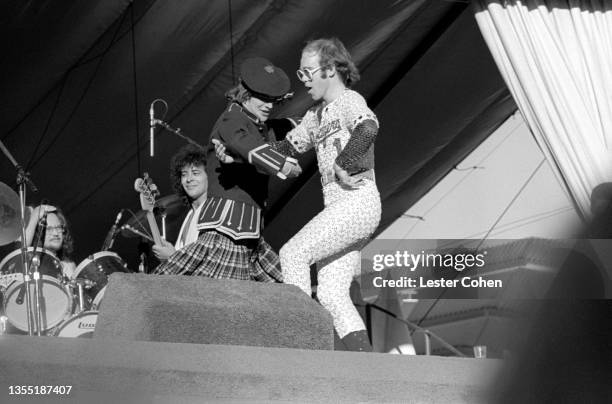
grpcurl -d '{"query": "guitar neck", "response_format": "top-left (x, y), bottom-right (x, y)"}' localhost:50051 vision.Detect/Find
top-left (146, 211), bottom-right (163, 246)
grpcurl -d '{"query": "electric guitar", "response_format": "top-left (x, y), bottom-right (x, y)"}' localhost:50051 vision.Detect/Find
top-left (134, 173), bottom-right (163, 246)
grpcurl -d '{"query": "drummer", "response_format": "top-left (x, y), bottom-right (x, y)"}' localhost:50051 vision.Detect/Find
top-left (24, 204), bottom-right (77, 279)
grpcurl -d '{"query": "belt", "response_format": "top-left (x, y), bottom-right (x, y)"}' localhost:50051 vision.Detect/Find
top-left (320, 169), bottom-right (375, 186)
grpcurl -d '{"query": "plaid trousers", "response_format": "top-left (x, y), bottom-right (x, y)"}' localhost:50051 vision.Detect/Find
top-left (153, 230), bottom-right (282, 282)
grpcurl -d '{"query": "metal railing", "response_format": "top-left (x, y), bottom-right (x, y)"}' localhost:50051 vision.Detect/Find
top-left (363, 303), bottom-right (467, 357)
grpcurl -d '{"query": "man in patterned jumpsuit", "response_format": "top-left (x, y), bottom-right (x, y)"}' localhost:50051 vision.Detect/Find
top-left (154, 57), bottom-right (301, 281)
top-left (272, 38), bottom-right (381, 351)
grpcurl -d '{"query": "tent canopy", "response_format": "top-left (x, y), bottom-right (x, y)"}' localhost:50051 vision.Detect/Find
top-left (0, 0), bottom-right (514, 265)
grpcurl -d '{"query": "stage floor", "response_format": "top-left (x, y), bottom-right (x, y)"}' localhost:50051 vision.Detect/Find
top-left (0, 334), bottom-right (501, 403)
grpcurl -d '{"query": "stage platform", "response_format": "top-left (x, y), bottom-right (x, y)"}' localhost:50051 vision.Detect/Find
top-left (0, 334), bottom-right (501, 403)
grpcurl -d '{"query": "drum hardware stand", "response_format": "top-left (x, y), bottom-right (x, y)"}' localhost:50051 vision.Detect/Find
top-left (74, 279), bottom-right (87, 314)
top-left (0, 315), bottom-right (7, 335)
top-left (29, 217), bottom-right (51, 337)
top-left (30, 255), bottom-right (44, 336)
top-left (161, 209), bottom-right (167, 240)
top-left (138, 253), bottom-right (146, 273)
top-left (155, 206), bottom-right (167, 240)
top-left (0, 286), bottom-right (6, 335)
top-left (0, 138), bottom-right (41, 336)
top-left (66, 279), bottom-right (93, 314)
top-left (22, 211), bottom-right (48, 336)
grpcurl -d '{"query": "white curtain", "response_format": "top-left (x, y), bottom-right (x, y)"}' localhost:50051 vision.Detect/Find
top-left (474, 0), bottom-right (612, 217)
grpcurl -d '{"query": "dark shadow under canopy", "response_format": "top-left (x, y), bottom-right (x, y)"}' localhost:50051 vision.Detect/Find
top-left (0, 0), bottom-right (514, 266)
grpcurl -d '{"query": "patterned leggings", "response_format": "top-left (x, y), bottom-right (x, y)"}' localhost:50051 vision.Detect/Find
top-left (280, 180), bottom-right (381, 338)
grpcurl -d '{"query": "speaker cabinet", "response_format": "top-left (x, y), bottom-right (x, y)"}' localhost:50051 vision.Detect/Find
top-left (94, 273), bottom-right (333, 350)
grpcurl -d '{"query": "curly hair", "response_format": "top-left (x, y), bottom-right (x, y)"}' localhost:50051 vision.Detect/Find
top-left (32, 208), bottom-right (74, 261)
top-left (303, 37), bottom-right (360, 87)
top-left (170, 144), bottom-right (207, 204)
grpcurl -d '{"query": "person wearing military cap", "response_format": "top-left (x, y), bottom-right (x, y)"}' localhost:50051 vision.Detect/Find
top-left (212, 39), bottom-right (382, 352)
top-left (153, 57), bottom-right (301, 281)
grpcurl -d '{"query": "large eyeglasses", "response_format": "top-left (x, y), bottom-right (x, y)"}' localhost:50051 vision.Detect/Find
top-left (46, 225), bottom-right (66, 234)
top-left (296, 66), bottom-right (325, 82)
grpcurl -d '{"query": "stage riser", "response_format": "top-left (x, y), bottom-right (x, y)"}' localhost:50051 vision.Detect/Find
top-left (0, 335), bottom-right (501, 403)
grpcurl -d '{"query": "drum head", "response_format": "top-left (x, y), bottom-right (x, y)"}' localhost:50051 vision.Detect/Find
top-left (74, 251), bottom-right (130, 307)
top-left (0, 247), bottom-right (62, 279)
top-left (54, 311), bottom-right (98, 338)
top-left (3, 276), bottom-right (73, 332)
top-left (74, 251), bottom-right (129, 278)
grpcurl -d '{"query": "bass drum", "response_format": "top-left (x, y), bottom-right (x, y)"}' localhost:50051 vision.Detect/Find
top-left (74, 252), bottom-right (131, 309)
top-left (3, 275), bottom-right (73, 332)
top-left (53, 311), bottom-right (98, 338)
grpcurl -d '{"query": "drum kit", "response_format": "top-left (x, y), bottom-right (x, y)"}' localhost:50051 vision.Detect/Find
top-left (0, 105), bottom-right (191, 338)
top-left (0, 177), bottom-right (135, 337)
top-left (0, 239), bottom-right (131, 338)
top-left (0, 180), bottom-right (182, 338)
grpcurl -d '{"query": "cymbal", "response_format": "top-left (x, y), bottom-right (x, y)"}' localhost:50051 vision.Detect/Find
top-left (155, 194), bottom-right (185, 212)
top-left (0, 182), bottom-right (30, 246)
top-left (122, 194), bottom-right (187, 239)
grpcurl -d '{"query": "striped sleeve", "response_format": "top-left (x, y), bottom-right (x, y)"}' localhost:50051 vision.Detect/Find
top-left (218, 115), bottom-right (288, 177)
top-left (248, 144), bottom-right (292, 178)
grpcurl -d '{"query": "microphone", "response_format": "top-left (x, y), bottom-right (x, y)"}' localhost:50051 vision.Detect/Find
top-left (38, 209), bottom-right (49, 226)
top-left (102, 210), bottom-right (123, 251)
top-left (31, 207), bottom-right (50, 250)
top-left (150, 103), bottom-right (155, 157)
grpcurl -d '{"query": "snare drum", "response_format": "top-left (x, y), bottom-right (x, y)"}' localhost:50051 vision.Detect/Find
top-left (3, 275), bottom-right (73, 332)
top-left (53, 311), bottom-right (98, 338)
top-left (74, 252), bottom-right (130, 309)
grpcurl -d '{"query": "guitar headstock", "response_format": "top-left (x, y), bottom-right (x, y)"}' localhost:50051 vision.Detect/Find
top-left (134, 173), bottom-right (160, 212)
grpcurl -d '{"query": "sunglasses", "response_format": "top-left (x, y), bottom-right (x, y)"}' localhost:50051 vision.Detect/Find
top-left (296, 65), bottom-right (326, 82)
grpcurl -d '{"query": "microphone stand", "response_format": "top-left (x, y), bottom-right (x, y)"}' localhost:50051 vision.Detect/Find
top-left (0, 139), bottom-right (39, 336)
top-left (30, 252), bottom-right (43, 336)
top-left (152, 119), bottom-right (205, 150)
